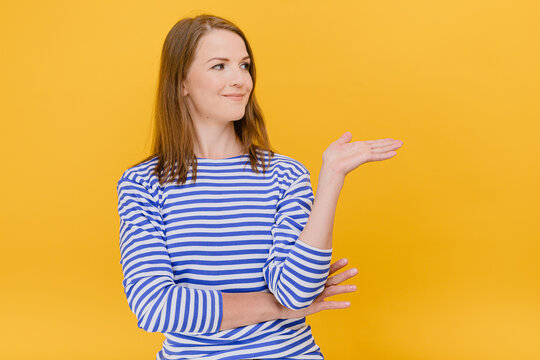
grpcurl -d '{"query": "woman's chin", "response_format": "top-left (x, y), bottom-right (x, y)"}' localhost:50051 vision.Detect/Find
top-left (226, 112), bottom-right (246, 121)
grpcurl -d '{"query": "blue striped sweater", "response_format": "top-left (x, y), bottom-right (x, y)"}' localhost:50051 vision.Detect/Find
top-left (116, 150), bottom-right (333, 360)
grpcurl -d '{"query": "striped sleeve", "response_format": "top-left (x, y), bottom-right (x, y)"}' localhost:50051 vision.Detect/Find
top-left (262, 169), bottom-right (333, 310)
top-left (116, 174), bottom-right (223, 334)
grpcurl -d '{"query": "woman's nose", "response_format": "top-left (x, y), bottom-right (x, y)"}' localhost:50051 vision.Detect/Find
top-left (229, 68), bottom-right (246, 87)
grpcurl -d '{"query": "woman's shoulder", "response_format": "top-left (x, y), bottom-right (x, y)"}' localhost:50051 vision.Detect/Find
top-left (267, 151), bottom-right (311, 178)
top-left (117, 155), bottom-right (160, 189)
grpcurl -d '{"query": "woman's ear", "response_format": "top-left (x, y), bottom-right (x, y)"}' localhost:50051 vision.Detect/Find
top-left (182, 82), bottom-right (188, 96)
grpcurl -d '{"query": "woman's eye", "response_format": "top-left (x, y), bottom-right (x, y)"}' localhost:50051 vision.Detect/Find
top-left (212, 63), bottom-right (251, 70)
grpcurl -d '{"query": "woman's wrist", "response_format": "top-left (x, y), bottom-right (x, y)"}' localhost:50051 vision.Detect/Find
top-left (266, 293), bottom-right (310, 320)
top-left (264, 292), bottom-right (290, 319)
top-left (319, 163), bottom-right (345, 189)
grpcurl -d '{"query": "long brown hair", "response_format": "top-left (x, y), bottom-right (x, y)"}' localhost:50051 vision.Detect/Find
top-left (133, 14), bottom-right (276, 186)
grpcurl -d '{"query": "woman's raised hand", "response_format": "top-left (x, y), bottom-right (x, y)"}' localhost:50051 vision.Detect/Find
top-left (280, 258), bottom-right (358, 319)
top-left (322, 131), bottom-right (403, 180)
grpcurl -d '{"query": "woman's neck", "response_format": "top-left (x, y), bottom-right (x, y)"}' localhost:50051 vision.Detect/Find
top-left (193, 123), bottom-right (245, 159)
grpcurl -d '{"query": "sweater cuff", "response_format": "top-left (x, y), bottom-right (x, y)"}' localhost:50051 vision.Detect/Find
top-left (287, 238), bottom-right (333, 278)
top-left (295, 239), bottom-right (333, 259)
top-left (214, 290), bottom-right (223, 333)
top-left (185, 287), bottom-right (223, 334)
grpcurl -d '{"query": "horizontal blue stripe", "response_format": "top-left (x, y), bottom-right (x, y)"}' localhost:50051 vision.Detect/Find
top-left (170, 258), bottom-right (265, 267)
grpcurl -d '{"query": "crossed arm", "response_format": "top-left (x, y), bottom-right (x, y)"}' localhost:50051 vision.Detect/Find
top-left (220, 258), bottom-right (357, 330)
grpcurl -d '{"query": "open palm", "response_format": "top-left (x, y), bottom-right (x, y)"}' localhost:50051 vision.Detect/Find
top-left (322, 131), bottom-right (403, 178)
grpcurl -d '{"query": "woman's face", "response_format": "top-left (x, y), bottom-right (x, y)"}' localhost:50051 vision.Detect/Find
top-left (183, 29), bottom-right (253, 125)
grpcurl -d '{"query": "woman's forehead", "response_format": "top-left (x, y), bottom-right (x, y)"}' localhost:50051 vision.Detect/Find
top-left (195, 30), bottom-right (249, 62)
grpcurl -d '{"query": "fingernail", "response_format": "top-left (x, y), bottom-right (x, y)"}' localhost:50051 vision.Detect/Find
top-left (350, 285), bottom-right (357, 291)
top-left (350, 268), bottom-right (358, 274)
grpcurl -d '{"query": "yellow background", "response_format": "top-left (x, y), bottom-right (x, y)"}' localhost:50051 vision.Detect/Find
top-left (1, 0), bottom-right (539, 359)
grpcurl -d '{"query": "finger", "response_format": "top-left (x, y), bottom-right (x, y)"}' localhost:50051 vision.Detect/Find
top-left (336, 131), bottom-right (353, 144)
top-left (365, 151), bottom-right (397, 162)
top-left (319, 284), bottom-right (357, 300)
top-left (326, 267), bottom-right (358, 287)
top-left (317, 300), bottom-right (351, 311)
top-left (364, 138), bottom-right (395, 145)
top-left (326, 269), bottom-right (357, 287)
top-left (369, 139), bottom-right (402, 149)
top-left (303, 300), bottom-right (351, 316)
top-left (370, 141), bottom-right (403, 153)
top-left (328, 258), bottom-right (348, 276)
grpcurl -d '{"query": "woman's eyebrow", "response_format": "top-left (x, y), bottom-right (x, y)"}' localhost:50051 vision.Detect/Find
top-left (206, 55), bottom-right (251, 63)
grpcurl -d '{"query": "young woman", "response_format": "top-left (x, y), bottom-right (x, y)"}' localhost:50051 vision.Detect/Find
top-left (116, 14), bottom-right (403, 360)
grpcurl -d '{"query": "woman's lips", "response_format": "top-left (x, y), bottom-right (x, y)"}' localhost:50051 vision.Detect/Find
top-left (223, 95), bottom-right (244, 101)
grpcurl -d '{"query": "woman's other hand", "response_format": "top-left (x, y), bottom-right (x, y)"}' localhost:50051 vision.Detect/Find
top-left (280, 258), bottom-right (358, 319)
top-left (321, 131), bottom-right (403, 180)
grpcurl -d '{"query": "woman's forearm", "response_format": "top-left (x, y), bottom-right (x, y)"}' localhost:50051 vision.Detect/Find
top-left (219, 291), bottom-right (286, 331)
top-left (297, 165), bottom-right (345, 250)
top-left (219, 250), bottom-right (357, 331)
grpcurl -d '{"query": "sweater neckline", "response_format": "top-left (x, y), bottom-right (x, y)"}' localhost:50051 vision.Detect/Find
top-left (196, 153), bottom-right (249, 161)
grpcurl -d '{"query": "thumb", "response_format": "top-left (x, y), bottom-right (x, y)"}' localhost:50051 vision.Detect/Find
top-left (336, 131), bottom-right (353, 144)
